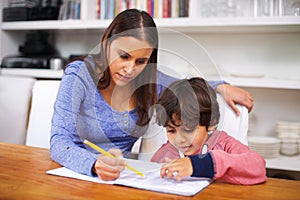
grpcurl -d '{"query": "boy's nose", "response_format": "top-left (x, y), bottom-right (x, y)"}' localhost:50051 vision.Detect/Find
top-left (174, 132), bottom-right (187, 144)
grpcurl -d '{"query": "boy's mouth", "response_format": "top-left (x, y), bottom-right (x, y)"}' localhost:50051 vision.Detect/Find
top-left (179, 145), bottom-right (191, 153)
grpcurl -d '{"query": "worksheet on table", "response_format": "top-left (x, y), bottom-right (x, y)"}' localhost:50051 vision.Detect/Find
top-left (46, 159), bottom-right (211, 196)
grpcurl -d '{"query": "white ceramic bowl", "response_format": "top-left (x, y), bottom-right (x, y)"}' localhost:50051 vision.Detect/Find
top-left (280, 139), bottom-right (299, 156)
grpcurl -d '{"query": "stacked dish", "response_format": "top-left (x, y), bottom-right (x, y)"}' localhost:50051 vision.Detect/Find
top-left (248, 136), bottom-right (281, 159)
top-left (276, 121), bottom-right (300, 139)
top-left (299, 140), bottom-right (300, 155)
top-left (276, 121), bottom-right (300, 156)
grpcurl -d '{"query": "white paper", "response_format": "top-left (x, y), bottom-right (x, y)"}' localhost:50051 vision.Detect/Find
top-left (46, 159), bottom-right (211, 196)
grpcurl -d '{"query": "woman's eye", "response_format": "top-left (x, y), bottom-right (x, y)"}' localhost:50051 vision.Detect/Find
top-left (120, 54), bottom-right (129, 59)
top-left (136, 59), bottom-right (147, 65)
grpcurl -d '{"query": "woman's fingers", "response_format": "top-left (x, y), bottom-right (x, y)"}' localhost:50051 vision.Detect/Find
top-left (94, 148), bottom-right (126, 181)
top-left (216, 84), bottom-right (254, 114)
top-left (108, 148), bottom-right (124, 158)
top-left (228, 101), bottom-right (241, 116)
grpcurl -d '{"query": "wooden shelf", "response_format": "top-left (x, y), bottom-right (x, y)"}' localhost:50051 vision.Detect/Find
top-left (155, 16), bottom-right (300, 33)
top-left (266, 155), bottom-right (300, 172)
top-left (2, 68), bottom-right (300, 89)
top-left (223, 76), bottom-right (300, 90)
top-left (1, 16), bottom-right (300, 33)
top-left (1, 68), bottom-right (63, 79)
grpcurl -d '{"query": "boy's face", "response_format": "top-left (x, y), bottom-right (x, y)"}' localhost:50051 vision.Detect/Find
top-left (166, 115), bottom-right (208, 156)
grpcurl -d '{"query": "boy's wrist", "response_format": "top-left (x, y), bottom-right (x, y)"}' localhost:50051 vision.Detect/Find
top-left (189, 152), bottom-right (214, 179)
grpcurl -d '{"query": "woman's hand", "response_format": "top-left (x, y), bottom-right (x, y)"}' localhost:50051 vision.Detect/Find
top-left (216, 84), bottom-right (254, 115)
top-left (93, 148), bottom-right (126, 181)
top-left (160, 157), bottom-right (193, 181)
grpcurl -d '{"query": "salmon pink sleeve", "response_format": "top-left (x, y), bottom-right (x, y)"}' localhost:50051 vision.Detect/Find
top-left (210, 132), bottom-right (267, 185)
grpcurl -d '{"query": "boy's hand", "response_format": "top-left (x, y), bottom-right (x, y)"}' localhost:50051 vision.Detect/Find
top-left (160, 157), bottom-right (193, 181)
top-left (93, 148), bottom-right (126, 181)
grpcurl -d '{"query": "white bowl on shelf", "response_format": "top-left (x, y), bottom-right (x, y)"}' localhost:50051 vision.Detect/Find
top-left (298, 139), bottom-right (300, 155)
top-left (248, 136), bottom-right (280, 159)
top-left (220, 65), bottom-right (267, 79)
top-left (280, 139), bottom-right (299, 156)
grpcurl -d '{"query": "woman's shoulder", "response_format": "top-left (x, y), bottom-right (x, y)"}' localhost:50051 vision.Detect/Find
top-left (157, 70), bottom-right (178, 85)
top-left (64, 60), bottom-right (86, 74)
top-left (156, 71), bottom-right (178, 96)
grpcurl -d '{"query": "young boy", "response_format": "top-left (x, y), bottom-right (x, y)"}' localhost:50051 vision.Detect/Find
top-left (151, 77), bottom-right (266, 185)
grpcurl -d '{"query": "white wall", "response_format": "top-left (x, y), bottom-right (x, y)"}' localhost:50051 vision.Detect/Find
top-left (157, 32), bottom-right (300, 137)
top-left (159, 32), bottom-right (300, 81)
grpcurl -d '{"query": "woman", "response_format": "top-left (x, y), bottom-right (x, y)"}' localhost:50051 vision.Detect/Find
top-left (50, 9), bottom-right (253, 181)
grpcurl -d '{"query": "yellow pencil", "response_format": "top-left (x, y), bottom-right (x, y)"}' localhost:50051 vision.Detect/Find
top-left (83, 139), bottom-right (144, 177)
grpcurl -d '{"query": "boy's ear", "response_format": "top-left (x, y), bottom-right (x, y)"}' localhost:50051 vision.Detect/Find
top-left (207, 125), bottom-right (217, 132)
top-left (153, 104), bottom-right (167, 126)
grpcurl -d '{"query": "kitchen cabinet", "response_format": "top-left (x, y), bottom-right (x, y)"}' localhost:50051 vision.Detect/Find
top-left (1, 0), bottom-right (300, 174)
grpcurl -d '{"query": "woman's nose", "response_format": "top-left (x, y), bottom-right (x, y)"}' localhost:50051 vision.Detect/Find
top-left (123, 61), bottom-right (135, 75)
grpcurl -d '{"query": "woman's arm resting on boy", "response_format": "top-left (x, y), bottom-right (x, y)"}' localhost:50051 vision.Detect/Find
top-left (204, 80), bottom-right (253, 115)
top-left (157, 72), bottom-right (253, 115)
top-left (216, 84), bottom-right (253, 115)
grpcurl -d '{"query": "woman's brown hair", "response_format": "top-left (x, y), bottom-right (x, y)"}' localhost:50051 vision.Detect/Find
top-left (95, 9), bottom-right (158, 127)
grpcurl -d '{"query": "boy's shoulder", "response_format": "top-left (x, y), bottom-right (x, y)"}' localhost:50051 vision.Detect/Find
top-left (209, 130), bottom-right (247, 151)
top-left (207, 130), bottom-right (236, 147)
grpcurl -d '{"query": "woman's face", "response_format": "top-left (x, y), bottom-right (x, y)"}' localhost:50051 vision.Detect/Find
top-left (166, 115), bottom-right (208, 156)
top-left (107, 36), bottom-right (153, 87)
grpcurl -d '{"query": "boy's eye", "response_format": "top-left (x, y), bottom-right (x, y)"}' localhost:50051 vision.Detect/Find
top-left (183, 128), bottom-right (194, 133)
top-left (166, 127), bottom-right (176, 134)
top-left (167, 130), bottom-right (176, 134)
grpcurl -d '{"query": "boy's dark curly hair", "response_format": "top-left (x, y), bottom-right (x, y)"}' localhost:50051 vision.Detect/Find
top-left (155, 77), bottom-right (220, 131)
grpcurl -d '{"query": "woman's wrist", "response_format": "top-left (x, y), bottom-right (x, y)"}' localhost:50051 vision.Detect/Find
top-left (216, 83), bottom-right (229, 95)
top-left (208, 80), bottom-right (229, 91)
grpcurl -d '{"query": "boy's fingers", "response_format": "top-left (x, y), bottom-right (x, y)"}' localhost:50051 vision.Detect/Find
top-left (164, 157), bottom-right (174, 163)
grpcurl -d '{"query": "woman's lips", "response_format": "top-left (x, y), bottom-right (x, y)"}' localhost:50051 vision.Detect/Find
top-left (117, 73), bottom-right (131, 81)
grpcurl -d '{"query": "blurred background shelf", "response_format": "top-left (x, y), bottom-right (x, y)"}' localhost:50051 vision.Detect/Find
top-left (2, 68), bottom-right (300, 89)
top-left (266, 155), bottom-right (300, 172)
top-left (1, 16), bottom-right (300, 33)
top-left (223, 76), bottom-right (300, 89)
top-left (1, 68), bottom-right (63, 79)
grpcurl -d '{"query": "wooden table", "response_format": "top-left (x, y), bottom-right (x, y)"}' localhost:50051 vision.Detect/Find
top-left (1, 142), bottom-right (300, 200)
